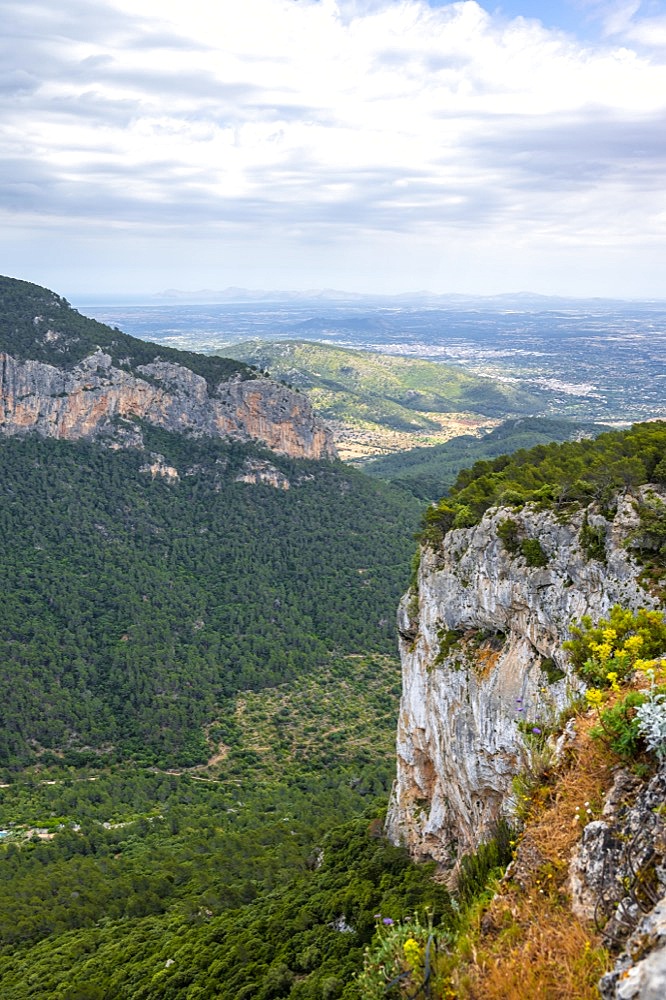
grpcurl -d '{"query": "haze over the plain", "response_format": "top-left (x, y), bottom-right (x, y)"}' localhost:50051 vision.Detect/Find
top-left (3, 0), bottom-right (666, 299)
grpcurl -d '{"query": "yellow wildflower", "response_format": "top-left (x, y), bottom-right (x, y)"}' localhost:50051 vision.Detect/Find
top-left (622, 635), bottom-right (644, 661)
top-left (606, 671), bottom-right (621, 692)
top-left (591, 642), bottom-right (613, 663)
top-left (602, 628), bottom-right (617, 643)
top-left (403, 938), bottom-right (423, 969)
top-left (585, 688), bottom-right (604, 707)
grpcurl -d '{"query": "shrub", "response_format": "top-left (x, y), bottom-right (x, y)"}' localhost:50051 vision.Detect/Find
top-left (433, 627), bottom-right (464, 667)
top-left (579, 514), bottom-right (607, 562)
top-left (521, 538), bottom-right (548, 568)
top-left (456, 821), bottom-right (514, 907)
top-left (636, 690), bottom-right (666, 759)
top-left (564, 606), bottom-right (666, 687)
top-left (356, 911), bottom-right (451, 1000)
top-left (497, 518), bottom-right (520, 555)
top-left (591, 691), bottom-right (647, 761)
top-left (540, 657), bottom-right (566, 685)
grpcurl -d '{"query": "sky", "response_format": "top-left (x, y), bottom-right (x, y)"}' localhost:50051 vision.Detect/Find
top-left (2, 0), bottom-right (666, 300)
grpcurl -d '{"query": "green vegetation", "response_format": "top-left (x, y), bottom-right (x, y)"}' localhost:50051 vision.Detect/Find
top-left (433, 627), bottom-right (464, 667)
top-left (564, 606), bottom-right (666, 766)
top-left (579, 513), bottom-right (607, 562)
top-left (357, 821), bottom-right (514, 999)
top-left (632, 491), bottom-right (666, 598)
top-left (0, 431), bottom-right (420, 769)
top-left (221, 340), bottom-right (543, 421)
top-left (591, 690), bottom-right (649, 762)
top-left (363, 417), bottom-right (608, 501)
top-left (563, 605), bottom-right (666, 687)
top-left (0, 276), bottom-right (254, 389)
top-left (420, 421), bottom-right (666, 546)
top-left (0, 656), bottom-right (454, 999)
top-left (520, 538), bottom-right (548, 568)
top-left (496, 517), bottom-right (520, 554)
top-left (219, 340), bottom-right (547, 460)
top-left (540, 658), bottom-right (566, 685)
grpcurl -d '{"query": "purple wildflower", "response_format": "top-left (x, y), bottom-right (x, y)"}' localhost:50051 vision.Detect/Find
top-left (374, 914), bottom-right (382, 920)
top-left (382, 917), bottom-right (394, 926)
top-left (532, 727), bottom-right (542, 735)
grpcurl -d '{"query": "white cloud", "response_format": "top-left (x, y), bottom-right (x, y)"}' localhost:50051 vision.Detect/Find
top-left (2, 0), bottom-right (666, 295)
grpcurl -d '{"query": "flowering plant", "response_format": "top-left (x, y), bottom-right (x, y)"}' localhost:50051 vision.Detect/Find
top-left (356, 911), bottom-right (450, 999)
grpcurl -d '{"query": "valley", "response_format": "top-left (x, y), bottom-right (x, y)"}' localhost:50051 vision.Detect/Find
top-left (1, 279), bottom-right (666, 998)
top-left (85, 298), bottom-right (666, 427)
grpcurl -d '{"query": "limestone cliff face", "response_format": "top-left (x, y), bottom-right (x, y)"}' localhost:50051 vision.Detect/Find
top-left (386, 491), bottom-right (662, 868)
top-left (0, 350), bottom-right (336, 459)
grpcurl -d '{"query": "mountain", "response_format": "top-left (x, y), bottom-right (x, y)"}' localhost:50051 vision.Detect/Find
top-left (0, 277), bottom-right (425, 768)
top-left (0, 430), bottom-right (425, 770)
top-left (3, 276), bottom-right (666, 998)
top-left (0, 277), bottom-right (334, 459)
top-left (133, 287), bottom-right (665, 310)
top-left (219, 339), bottom-right (546, 461)
top-left (0, 278), bottom-right (442, 1000)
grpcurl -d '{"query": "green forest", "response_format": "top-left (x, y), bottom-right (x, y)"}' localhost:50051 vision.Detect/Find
top-left (421, 419), bottom-right (666, 541)
top-left (0, 655), bottom-right (454, 1000)
top-left (0, 430), bottom-right (421, 769)
top-left (0, 276), bottom-right (254, 388)
top-left (2, 278), bottom-right (665, 999)
top-left (361, 416), bottom-right (608, 500)
top-left (1, 421), bottom-right (665, 998)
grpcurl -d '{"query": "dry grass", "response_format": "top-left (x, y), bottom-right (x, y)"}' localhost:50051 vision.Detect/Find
top-left (445, 711), bottom-right (616, 999)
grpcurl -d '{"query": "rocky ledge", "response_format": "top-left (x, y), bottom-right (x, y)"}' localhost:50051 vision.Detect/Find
top-left (0, 349), bottom-right (336, 460)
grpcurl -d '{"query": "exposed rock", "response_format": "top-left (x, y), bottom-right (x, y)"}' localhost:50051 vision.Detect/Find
top-left (234, 458), bottom-right (291, 490)
top-left (600, 895), bottom-right (666, 999)
top-left (569, 764), bottom-right (666, 948)
top-left (140, 454), bottom-right (180, 482)
top-left (0, 350), bottom-right (336, 460)
top-left (386, 492), bottom-right (663, 867)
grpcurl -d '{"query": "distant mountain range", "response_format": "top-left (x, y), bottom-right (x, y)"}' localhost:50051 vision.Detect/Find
top-left (75, 286), bottom-right (666, 310)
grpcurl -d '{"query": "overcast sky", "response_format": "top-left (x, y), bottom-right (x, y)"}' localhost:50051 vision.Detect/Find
top-left (3, 0), bottom-right (666, 300)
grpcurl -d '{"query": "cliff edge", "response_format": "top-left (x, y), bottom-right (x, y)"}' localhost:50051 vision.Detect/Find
top-left (386, 489), bottom-right (663, 867)
top-left (0, 276), bottom-right (336, 459)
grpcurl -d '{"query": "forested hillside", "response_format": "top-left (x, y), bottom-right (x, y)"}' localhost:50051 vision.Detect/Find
top-left (0, 655), bottom-right (452, 1000)
top-left (361, 416), bottom-right (607, 500)
top-left (1, 419), bottom-right (665, 998)
top-left (220, 339), bottom-right (546, 459)
top-left (0, 276), bottom-right (254, 387)
top-left (422, 419), bottom-right (666, 536)
top-left (0, 430), bottom-right (420, 769)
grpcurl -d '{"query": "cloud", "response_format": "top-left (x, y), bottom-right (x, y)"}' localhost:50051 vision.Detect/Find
top-left (3, 0), bottom-right (666, 295)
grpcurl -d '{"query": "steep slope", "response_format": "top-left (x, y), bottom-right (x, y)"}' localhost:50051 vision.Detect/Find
top-left (387, 490), bottom-right (661, 865)
top-left (220, 339), bottom-right (546, 460)
top-left (0, 277), bottom-right (335, 459)
top-left (0, 430), bottom-right (421, 768)
top-left (387, 423), bottom-right (666, 866)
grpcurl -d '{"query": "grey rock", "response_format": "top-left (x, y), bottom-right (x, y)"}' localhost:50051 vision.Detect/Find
top-left (0, 350), bottom-right (336, 460)
top-left (600, 895), bottom-right (666, 999)
top-left (386, 494), bottom-right (663, 866)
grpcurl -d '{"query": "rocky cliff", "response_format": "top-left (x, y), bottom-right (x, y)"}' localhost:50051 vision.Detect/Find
top-left (386, 490), bottom-right (663, 868)
top-left (0, 349), bottom-right (336, 460)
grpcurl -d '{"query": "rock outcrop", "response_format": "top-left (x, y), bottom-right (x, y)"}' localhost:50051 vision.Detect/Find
top-left (386, 491), bottom-right (662, 867)
top-left (0, 350), bottom-right (336, 460)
